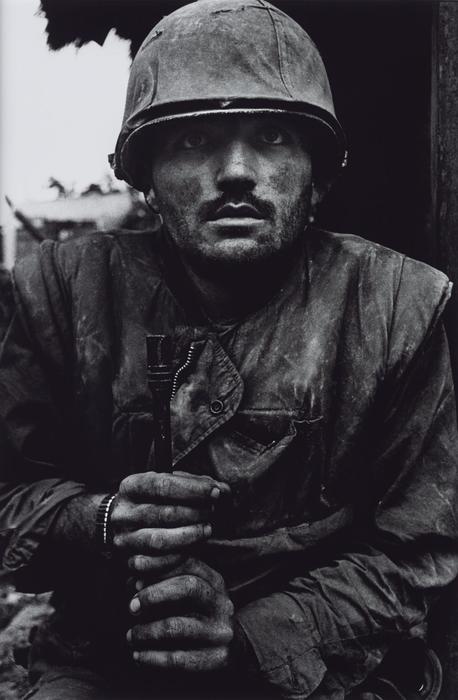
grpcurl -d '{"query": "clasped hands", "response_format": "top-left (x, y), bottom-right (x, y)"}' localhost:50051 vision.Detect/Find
top-left (109, 471), bottom-right (234, 672)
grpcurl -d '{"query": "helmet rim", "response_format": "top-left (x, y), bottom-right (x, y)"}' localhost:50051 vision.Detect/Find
top-left (111, 0), bottom-right (348, 190)
top-left (113, 101), bottom-right (347, 190)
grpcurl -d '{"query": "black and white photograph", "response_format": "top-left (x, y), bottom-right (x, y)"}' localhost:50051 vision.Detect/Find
top-left (0, 1), bottom-right (458, 699)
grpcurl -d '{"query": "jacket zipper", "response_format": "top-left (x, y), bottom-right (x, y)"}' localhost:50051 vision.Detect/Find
top-left (171, 343), bottom-right (196, 399)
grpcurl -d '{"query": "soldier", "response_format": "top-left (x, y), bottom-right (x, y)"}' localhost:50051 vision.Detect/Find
top-left (0, 1), bottom-right (457, 698)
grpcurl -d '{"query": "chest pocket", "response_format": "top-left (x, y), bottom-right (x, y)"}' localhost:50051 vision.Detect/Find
top-left (229, 410), bottom-right (297, 454)
top-left (202, 408), bottom-right (326, 537)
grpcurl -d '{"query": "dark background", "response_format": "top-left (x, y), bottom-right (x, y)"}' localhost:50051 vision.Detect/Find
top-left (293, 1), bottom-right (434, 263)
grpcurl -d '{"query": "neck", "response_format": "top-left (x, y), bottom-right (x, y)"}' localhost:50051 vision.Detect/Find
top-left (179, 241), bottom-right (302, 322)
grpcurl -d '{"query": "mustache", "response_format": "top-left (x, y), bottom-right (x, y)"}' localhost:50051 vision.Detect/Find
top-left (199, 193), bottom-right (275, 221)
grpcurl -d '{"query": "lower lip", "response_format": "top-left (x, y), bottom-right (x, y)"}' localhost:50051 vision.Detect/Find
top-left (209, 217), bottom-right (264, 225)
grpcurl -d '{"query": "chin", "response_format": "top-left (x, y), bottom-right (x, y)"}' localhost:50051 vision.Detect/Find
top-left (217, 238), bottom-right (268, 258)
top-left (206, 239), bottom-right (281, 265)
top-left (186, 240), bottom-right (299, 283)
top-left (168, 220), bottom-right (306, 276)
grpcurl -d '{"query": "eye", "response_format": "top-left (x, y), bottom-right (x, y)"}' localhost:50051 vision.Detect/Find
top-left (258, 127), bottom-right (289, 145)
top-left (178, 131), bottom-right (208, 149)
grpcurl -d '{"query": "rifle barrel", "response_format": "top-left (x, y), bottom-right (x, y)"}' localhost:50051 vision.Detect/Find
top-left (146, 334), bottom-right (174, 472)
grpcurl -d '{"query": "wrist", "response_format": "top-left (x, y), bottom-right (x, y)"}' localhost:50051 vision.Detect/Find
top-left (50, 492), bottom-right (110, 553)
top-left (95, 493), bottom-right (117, 553)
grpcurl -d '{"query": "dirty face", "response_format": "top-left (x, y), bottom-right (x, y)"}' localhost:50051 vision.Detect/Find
top-left (148, 114), bottom-right (314, 272)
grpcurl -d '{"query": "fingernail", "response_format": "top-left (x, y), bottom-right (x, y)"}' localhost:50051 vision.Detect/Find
top-left (135, 580), bottom-right (143, 592)
top-left (130, 597), bottom-right (140, 614)
top-left (126, 629), bottom-right (132, 644)
top-left (204, 524), bottom-right (212, 537)
top-left (133, 651), bottom-right (140, 662)
top-left (210, 487), bottom-right (220, 500)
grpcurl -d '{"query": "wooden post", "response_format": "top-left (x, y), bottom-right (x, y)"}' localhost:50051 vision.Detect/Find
top-left (431, 2), bottom-right (458, 382)
top-left (428, 4), bottom-right (458, 699)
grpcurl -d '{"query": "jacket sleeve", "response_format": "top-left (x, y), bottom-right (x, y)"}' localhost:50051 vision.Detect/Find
top-left (234, 258), bottom-right (458, 699)
top-left (0, 243), bottom-right (87, 586)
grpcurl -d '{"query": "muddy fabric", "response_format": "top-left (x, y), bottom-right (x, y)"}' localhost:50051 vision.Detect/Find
top-left (22, 664), bottom-right (277, 700)
top-left (0, 228), bottom-right (457, 699)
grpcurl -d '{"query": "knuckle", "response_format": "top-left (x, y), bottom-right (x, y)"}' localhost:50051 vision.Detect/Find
top-left (130, 625), bottom-right (142, 643)
top-left (204, 648), bottom-right (227, 670)
top-left (185, 523), bottom-right (205, 544)
top-left (212, 569), bottom-right (225, 589)
top-left (159, 553), bottom-right (183, 571)
top-left (218, 647), bottom-right (230, 666)
top-left (135, 555), bottom-right (149, 570)
top-left (161, 618), bottom-right (176, 637)
top-left (130, 555), bottom-right (151, 571)
top-left (150, 530), bottom-right (165, 551)
top-left (155, 474), bottom-right (171, 499)
top-left (109, 501), bottom-right (126, 530)
top-left (120, 475), bottom-right (136, 494)
top-left (167, 650), bottom-right (179, 669)
top-left (136, 504), bottom-right (151, 524)
top-left (220, 623), bottom-right (234, 644)
top-left (182, 574), bottom-right (199, 596)
top-left (109, 507), bottom-right (121, 528)
top-left (210, 621), bottom-right (233, 644)
top-left (161, 505), bottom-right (176, 523)
top-left (216, 594), bottom-right (234, 617)
top-left (138, 586), bottom-right (153, 607)
top-left (183, 557), bottom-right (199, 574)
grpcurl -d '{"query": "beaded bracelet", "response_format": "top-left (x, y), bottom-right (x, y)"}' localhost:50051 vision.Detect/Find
top-left (95, 493), bottom-right (117, 551)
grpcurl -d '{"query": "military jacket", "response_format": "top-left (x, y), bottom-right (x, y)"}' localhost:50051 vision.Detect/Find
top-left (0, 229), bottom-right (457, 699)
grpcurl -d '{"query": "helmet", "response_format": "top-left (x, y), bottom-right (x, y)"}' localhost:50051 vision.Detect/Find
top-left (111, 0), bottom-right (347, 191)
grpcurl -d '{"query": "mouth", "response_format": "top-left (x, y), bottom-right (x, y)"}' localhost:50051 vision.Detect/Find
top-left (207, 203), bottom-right (264, 221)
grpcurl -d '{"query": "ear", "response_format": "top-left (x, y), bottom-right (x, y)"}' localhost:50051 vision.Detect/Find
top-left (311, 180), bottom-right (330, 210)
top-left (144, 186), bottom-right (163, 232)
top-left (144, 186), bottom-right (159, 214)
top-left (308, 180), bottom-right (331, 224)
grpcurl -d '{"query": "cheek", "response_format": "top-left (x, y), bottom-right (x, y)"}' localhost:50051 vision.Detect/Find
top-left (154, 168), bottom-right (204, 216)
top-left (268, 163), bottom-right (295, 194)
top-left (267, 160), bottom-right (312, 203)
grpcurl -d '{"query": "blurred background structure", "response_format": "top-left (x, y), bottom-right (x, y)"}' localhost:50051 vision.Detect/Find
top-left (6, 181), bottom-right (151, 260)
top-left (1, 1), bottom-right (458, 698)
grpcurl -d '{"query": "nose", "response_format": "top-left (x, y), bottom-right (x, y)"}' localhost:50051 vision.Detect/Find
top-left (215, 139), bottom-right (256, 193)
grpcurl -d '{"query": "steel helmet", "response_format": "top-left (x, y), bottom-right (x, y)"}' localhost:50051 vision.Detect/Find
top-left (111, 0), bottom-right (347, 191)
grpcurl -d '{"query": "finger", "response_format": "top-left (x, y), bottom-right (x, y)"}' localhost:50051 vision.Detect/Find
top-left (130, 561), bottom-right (233, 617)
top-left (172, 471), bottom-right (232, 497)
top-left (157, 557), bottom-right (227, 593)
top-left (130, 575), bottom-right (215, 616)
top-left (128, 553), bottom-right (185, 574)
top-left (120, 472), bottom-right (222, 504)
top-left (128, 558), bottom-right (232, 608)
top-left (114, 523), bottom-right (212, 554)
top-left (119, 503), bottom-right (213, 528)
top-left (127, 617), bottom-right (233, 648)
top-left (132, 647), bottom-right (230, 672)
